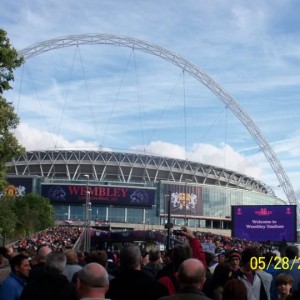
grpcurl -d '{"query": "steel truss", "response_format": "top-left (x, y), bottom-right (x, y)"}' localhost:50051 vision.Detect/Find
top-left (6, 150), bottom-right (274, 195)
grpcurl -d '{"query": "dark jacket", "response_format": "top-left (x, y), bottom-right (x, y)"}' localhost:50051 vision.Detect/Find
top-left (106, 269), bottom-right (168, 300)
top-left (142, 262), bottom-right (163, 280)
top-left (158, 287), bottom-right (212, 300)
top-left (20, 272), bottom-right (76, 300)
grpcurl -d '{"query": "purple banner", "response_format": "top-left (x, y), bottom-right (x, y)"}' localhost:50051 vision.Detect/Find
top-left (41, 184), bottom-right (155, 207)
top-left (91, 230), bottom-right (165, 243)
top-left (164, 184), bottom-right (203, 216)
top-left (232, 205), bottom-right (297, 242)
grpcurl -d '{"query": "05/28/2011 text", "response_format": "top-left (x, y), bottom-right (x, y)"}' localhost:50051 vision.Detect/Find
top-left (250, 256), bottom-right (300, 271)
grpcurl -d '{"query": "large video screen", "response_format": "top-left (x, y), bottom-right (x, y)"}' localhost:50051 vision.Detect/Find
top-left (232, 205), bottom-right (297, 242)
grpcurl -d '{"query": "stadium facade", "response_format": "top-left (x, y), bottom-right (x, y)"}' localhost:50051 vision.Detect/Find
top-left (4, 150), bottom-right (286, 232)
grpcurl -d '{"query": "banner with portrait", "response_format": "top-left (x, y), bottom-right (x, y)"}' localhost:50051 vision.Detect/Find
top-left (163, 183), bottom-right (203, 216)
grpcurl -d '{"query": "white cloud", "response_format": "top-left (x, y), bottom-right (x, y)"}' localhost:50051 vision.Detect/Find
top-left (132, 141), bottom-right (262, 179)
top-left (15, 123), bottom-right (100, 151)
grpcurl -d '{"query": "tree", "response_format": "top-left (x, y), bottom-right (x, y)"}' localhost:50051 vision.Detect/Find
top-left (14, 193), bottom-right (55, 236)
top-left (0, 196), bottom-right (17, 245)
top-left (0, 29), bottom-right (25, 190)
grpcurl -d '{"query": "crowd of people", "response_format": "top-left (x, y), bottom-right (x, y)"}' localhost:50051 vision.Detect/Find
top-left (0, 225), bottom-right (299, 300)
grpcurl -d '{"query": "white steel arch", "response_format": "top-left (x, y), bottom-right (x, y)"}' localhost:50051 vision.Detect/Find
top-left (18, 33), bottom-right (297, 206)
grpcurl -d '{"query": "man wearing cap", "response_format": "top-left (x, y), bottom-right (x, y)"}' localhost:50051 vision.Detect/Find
top-left (209, 251), bottom-right (225, 273)
top-left (228, 250), bottom-right (241, 272)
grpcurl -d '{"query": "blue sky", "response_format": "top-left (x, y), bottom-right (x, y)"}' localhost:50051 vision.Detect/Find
top-left (2, 0), bottom-right (300, 201)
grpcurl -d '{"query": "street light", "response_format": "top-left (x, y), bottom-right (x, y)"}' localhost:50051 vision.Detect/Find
top-left (151, 205), bottom-right (156, 231)
top-left (184, 179), bottom-right (192, 226)
top-left (109, 205), bottom-right (113, 227)
top-left (83, 175), bottom-right (90, 252)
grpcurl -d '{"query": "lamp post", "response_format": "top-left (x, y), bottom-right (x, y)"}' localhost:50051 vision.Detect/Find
top-left (165, 191), bottom-right (172, 251)
top-left (184, 179), bottom-right (192, 227)
top-left (83, 175), bottom-right (90, 252)
top-left (109, 205), bottom-right (113, 228)
top-left (151, 205), bottom-right (156, 231)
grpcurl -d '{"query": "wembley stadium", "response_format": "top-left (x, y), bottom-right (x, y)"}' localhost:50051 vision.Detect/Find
top-left (4, 149), bottom-right (286, 235)
top-left (3, 34), bottom-right (296, 238)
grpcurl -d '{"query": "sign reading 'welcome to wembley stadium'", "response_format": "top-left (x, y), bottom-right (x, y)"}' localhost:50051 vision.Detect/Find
top-left (41, 184), bottom-right (155, 207)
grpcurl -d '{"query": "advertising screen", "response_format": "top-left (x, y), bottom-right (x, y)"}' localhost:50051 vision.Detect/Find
top-left (232, 205), bottom-right (297, 242)
top-left (41, 184), bottom-right (155, 207)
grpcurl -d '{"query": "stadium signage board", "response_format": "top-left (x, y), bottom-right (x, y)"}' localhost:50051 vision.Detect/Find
top-left (164, 183), bottom-right (203, 216)
top-left (1, 176), bottom-right (34, 197)
top-left (41, 184), bottom-right (155, 207)
top-left (232, 205), bottom-right (297, 242)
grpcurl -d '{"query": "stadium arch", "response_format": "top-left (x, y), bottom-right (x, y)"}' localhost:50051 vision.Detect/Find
top-left (18, 33), bottom-right (296, 206)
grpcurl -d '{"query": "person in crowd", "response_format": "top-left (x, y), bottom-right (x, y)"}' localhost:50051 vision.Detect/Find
top-left (142, 251), bottom-right (150, 267)
top-left (83, 250), bottom-right (115, 281)
top-left (156, 249), bottom-right (174, 279)
top-left (5, 245), bottom-right (16, 259)
top-left (201, 252), bottom-right (214, 298)
top-left (227, 250), bottom-right (241, 273)
top-left (159, 227), bottom-right (206, 295)
top-left (28, 245), bottom-right (52, 282)
top-left (222, 278), bottom-right (247, 300)
top-left (20, 252), bottom-right (76, 300)
top-left (205, 252), bottom-right (216, 272)
top-left (285, 280), bottom-right (300, 300)
top-left (63, 249), bottom-right (82, 282)
top-left (0, 247), bottom-right (11, 284)
top-left (209, 251), bottom-right (226, 274)
top-left (76, 251), bottom-right (86, 267)
top-left (211, 262), bottom-right (232, 300)
top-left (106, 243), bottom-right (168, 300)
top-left (284, 245), bottom-right (300, 294)
top-left (233, 246), bottom-right (270, 300)
top-left (0, 254), bottom-right (31, 300)
top-left (274, 273), bottom-right (293, 300)
top-left (142, 248), bottom-right (164, 279)
top-left (0, 247), bottom-right (9, 269)
top-left (106, 251), bottom-right (118, 277)
top-left (158, 258), bottom-right (211, 300)
top-left (263, 252), bottom-right (279, 300)
top-left (256, 264), bottom-right (273, 300)
top-left (76, 262), bottom-right (109, 300)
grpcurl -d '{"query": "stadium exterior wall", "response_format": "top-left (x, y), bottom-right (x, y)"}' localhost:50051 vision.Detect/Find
top-left (4, 150), bottom-right (286, 232)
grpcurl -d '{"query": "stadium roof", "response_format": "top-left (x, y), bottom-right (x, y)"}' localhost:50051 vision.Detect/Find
top-left (6, 150), bottom-right (274, 196)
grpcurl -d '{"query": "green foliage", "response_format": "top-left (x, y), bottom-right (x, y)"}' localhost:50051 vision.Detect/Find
top-left (0, 29), bottom-right (24, 94)
top-left (0, 29), bottom-right (25, 191)
top-left (0, 196), bottom-right (17, 244)
top-left (14, 193), bottom-right (55, 236)
top-left (0, 193), bottom-right (55, 245)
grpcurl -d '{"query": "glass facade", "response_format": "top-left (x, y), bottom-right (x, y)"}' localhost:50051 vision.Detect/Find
top-left (4, 175), bottom-right (286, 230)
top-left (53, 182), bottom-right (286, 230)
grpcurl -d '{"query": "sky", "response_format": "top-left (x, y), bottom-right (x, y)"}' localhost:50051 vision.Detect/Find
top-left (1, 0), bottom-right (300, 202)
